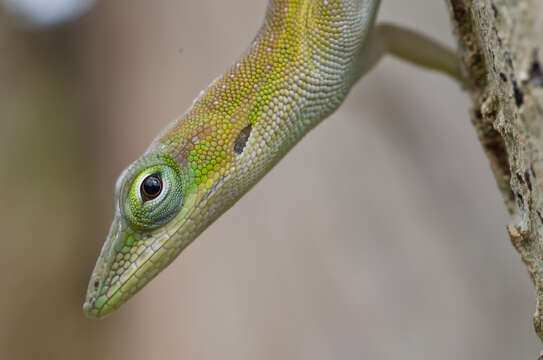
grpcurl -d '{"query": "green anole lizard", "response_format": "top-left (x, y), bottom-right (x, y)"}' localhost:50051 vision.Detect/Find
top-left (84, 0), bottom-right (461, 318)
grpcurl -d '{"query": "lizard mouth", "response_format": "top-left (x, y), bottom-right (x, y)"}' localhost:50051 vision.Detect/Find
top-left (83, 211), bottom-right (183, 318)
top-left (83, 183), bottom-right (207, 318)
top-left (83, 216), bottom-right (125, 319)
top-left (82, 297), bottom-right (99, 318)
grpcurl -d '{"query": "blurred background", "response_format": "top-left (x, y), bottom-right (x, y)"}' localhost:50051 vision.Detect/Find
top-left (0, 0), bottom-right (540, 359)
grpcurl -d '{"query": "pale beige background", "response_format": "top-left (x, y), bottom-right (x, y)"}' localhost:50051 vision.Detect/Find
top-left (1, 0), bottom-right (540, 359)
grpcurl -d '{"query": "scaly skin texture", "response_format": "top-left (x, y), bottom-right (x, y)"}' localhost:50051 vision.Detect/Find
top-left (84, 0), bottom-right (380, 318)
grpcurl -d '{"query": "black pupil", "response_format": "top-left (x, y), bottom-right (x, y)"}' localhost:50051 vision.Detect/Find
top-left (141, 174), bottom-right (162, 200)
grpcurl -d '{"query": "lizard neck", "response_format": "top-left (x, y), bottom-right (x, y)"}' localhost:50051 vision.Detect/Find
top-left (156, 0), bottom-right (380, 154)
top-left (151, 0), bottom-right (384, 202)
top-left (260, 0), bottom-right (381, 98)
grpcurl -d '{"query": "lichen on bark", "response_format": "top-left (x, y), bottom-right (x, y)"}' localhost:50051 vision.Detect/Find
top-left (446, 0), bottom-right (543, 345)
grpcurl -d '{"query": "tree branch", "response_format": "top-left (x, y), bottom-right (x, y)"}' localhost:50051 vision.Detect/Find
top-left (445, 0), bottom-right (543, 347)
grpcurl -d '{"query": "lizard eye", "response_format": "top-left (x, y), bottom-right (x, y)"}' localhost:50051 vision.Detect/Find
top-left (120, 154), bottom-right (184, 230)
top-left (141, 174), bottom-right (162, 201)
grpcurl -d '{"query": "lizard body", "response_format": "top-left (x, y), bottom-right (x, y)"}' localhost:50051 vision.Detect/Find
top-left (84, 0), bottom-right (458, 318)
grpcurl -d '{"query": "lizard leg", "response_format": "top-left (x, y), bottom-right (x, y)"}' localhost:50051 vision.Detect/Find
top-left (363, 23), bottom-right (462, 82)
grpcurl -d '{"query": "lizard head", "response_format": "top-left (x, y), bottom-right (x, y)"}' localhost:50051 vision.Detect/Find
top-left (83, 151), bottom-right (199, 318)
top-left (83, 105), bottom-right (251, 318)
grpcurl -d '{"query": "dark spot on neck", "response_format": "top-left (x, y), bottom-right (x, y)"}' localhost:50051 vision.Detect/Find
top-left (234, 124), bottom-right (252, 154)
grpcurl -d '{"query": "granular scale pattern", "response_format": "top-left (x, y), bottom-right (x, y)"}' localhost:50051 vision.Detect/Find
top-left (84, 0), bottom-right (381, 318)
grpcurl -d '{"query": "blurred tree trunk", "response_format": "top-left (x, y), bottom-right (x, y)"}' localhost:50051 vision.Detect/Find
top-left (446, 0), bottom-right (543, 346)
top-left (0, 13), bottom-right (115, 360)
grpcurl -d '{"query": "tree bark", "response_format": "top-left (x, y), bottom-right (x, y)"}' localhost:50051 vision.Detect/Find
top-left (446, 0), bottom-right (543, 347)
